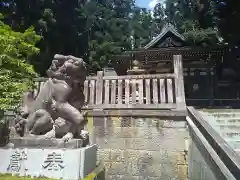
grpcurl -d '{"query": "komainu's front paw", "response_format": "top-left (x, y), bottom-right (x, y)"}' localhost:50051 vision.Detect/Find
top-left (62, 132), bottom-right (74, 142)
top-left (14, 117), bottom-right (27, 134)
top-left (80, 130), bottom-right (89, 140)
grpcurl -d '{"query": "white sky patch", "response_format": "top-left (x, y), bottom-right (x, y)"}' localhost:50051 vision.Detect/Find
top-left (148, 0), bottom-right (166, 9)
top-left (148, 0), bottom-right (158, 9)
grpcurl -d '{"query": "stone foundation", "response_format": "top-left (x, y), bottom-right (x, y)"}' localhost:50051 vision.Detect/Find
top-left (88, 115), bottom-right (189, 180)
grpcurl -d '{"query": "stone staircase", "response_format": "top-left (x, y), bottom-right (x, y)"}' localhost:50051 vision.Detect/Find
top-left (199, 110), bottom-right (240, 154)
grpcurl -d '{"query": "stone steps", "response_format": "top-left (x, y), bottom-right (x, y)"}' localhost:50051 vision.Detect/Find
top-left (224, 139), bottom-right (240, 149)
top-left (198, 110), bottom-right (240, 151)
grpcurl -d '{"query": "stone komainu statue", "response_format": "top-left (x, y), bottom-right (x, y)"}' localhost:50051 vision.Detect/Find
top-left (14, 54), bottom-right (88, 142)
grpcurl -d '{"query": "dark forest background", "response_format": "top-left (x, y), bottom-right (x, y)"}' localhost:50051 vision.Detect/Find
top-left (0, 0), bottom-right (240, 109)
top-left (2, 0), bottom-right (239, 74)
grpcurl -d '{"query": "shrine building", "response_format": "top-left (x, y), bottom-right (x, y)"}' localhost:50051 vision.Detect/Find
top-left (110, 23), bottom-right (240, 107)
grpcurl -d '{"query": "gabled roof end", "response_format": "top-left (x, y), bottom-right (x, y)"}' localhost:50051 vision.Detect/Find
top-left (144, 23), bottom-right (185, 49)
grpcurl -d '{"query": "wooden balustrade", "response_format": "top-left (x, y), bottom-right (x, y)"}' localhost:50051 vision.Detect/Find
top-left (83, 55), bottom-right (186, 112)
top-left (84, 74), bottom-right (176, 109)
top-left (33, 55), bottom-right (186, 115)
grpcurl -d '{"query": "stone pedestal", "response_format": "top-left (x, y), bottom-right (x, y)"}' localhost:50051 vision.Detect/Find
top-left (0, 138), bottom-right (97, 180)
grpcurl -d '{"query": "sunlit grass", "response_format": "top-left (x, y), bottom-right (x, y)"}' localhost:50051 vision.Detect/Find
top-left (0, 174), bottom-right (56, 180)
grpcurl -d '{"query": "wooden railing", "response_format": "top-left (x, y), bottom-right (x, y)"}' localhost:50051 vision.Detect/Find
top-left (83, 55), bottom-right (186, 112)
top-left (34, 55), bottom-right (186, 116)
top-left (187, 107), bottom-right (240, 180)
top-left (84, 73), bottom-right (176, 109)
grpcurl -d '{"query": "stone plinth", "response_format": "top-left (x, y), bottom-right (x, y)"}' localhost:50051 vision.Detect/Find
top-left (8, 137), bottom-right (83, 149)
top-left (0, 138), bottom-right (97, 180)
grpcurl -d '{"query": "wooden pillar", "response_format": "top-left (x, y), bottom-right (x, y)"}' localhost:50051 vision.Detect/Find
top-left (173, 55), bottom-right (186, 110)
top-left (96, 71), bottom-right (103, 104)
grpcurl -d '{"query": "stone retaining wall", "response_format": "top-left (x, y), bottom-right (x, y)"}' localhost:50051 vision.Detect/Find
top-left (87, 115), bottom-right (189, 180)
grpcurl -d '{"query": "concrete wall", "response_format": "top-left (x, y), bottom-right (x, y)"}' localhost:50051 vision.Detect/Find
top-left (87, 115), bottom-right (189, 180)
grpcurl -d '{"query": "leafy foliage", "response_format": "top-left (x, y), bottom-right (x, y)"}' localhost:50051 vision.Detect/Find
top-left (163, 0), bottom-right (218, 46)
top-left (2, 0), bottom-right (138, 73)
top-left (2, 0), bottom-right (89, 75)
top-left (0, 16), bottom-right (40, 110)
top-left (1, 0), bottom-right (226, 78)
top-left (130, 7), bottom-right (153, 48)
top-left (84, 0), bottom-right (136, 72)
top-left (151, 3), bottom-right (166, 37)
top-left (214, 0), bottom-right (240, 46)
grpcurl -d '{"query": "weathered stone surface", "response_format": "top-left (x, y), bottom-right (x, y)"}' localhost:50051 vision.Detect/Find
top-left (110, 149), bottom-right (127, 162)
top-left (133, 163), bottom-right (162, 177)
top-left (124, 150), bottom-right (141, 162)
top-left (96, 137), bottom-right (126, 149)
top-left (120, 175), bottom-right (139, 180)
top-left (106, 175), bottom-right (138, 180)
top-left (160, 163), bottom-right (179, 179)
top-left (110, 127), bottom-right (152, 139)
top-left (177, 165), bottom-right (188, 180)
top-left (105, 162), bottom-right (128, 175)
top-left (160, 120), bottom-right (187, 128)
top-left (139, 176), bottom-right (161, 180)
top-left (94, 126), bottom-right (109, 138)
top-left (124, 138), bottom-right (150, 150)
top-left (92, 117), bottom-right (189, 179)
top-left (119, 129), bottom-right (187, 151)
top-left (93, 116), bottom-right (106, 126)
top-left (97, 149), bottom-right (111, 162)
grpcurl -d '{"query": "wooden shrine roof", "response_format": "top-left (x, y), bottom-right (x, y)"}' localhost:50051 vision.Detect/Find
top-left (144, 23), bottom-right (185, 49)
top-left (112, 22), bottom-right (227, 63)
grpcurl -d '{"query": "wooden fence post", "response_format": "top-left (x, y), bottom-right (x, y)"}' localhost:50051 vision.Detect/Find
top-left (173, 55), bottom-right (186, 110)
top-left (96, 71), bottom-right (104, 104)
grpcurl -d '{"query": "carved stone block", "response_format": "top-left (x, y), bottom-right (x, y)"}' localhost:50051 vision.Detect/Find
top-left (0, 144), bottom-right (97, 180)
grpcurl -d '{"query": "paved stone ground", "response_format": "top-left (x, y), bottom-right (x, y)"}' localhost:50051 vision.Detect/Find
top-left (87, 116), bottom-right (189, 180)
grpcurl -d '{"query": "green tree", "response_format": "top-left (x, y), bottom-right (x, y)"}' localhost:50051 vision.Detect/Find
top-left (152, 3), bottom-right (166, 37)
top-left (213, 0), bottom-right (240, 46)
top-left (131, 7), bottom-right (153, 48)
top-left (163, 0), bottom-right (218, 46)
top-left (85, 0), bottom-right (135, 72)
top-left (3, 0), bottom-right (89, 76)
top-left (0, 15), bottom-right (40, 110)
top-left (2, 0), bottom-right (155, 74)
